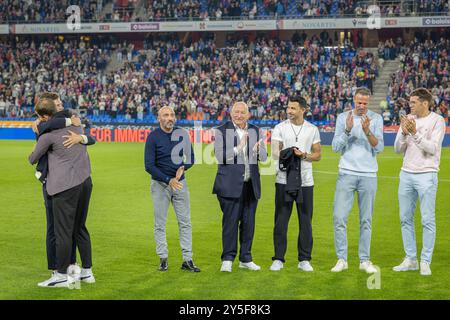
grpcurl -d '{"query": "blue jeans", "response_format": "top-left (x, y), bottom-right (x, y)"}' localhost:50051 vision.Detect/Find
top-left (333, 173), bottom-right (377, 261)
top-left (398, 171), bottom-right (438, 263)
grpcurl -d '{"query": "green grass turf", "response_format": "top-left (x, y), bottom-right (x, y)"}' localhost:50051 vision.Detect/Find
top-left (0, 140), bottom-right (449, 300)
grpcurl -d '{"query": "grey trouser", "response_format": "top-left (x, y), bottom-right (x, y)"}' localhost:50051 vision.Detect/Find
top-left (151, 179), bottom-right (192, 261)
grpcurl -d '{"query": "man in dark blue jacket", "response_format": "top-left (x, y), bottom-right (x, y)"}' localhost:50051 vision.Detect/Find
top-left (213, 101), bottom-right (267, 272)
top-left (144, 106), bottom-right (199, 272)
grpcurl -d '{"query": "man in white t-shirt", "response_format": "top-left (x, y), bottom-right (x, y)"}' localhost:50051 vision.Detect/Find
top-left (270, 96), bottom-right (322, 272)
top-left (393, 88), bottom-right (446, 276)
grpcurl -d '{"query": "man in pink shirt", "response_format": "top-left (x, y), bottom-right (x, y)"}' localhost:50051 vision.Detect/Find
top-left (393, 88), bottom-right (446, 276)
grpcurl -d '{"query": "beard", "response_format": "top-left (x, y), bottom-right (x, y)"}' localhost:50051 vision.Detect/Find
top-left (165, 121), bottom-right (174, 129)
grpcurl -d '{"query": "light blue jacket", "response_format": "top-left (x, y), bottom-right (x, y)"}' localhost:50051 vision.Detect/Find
top-left (332, 110), bottom-right (384, 176)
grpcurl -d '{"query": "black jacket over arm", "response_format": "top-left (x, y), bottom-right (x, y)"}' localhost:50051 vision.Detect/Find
top-left (279, 147), bottom-right (302, 202)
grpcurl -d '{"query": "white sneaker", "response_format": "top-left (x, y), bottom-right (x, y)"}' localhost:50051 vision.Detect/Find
top-left (67, 264), bottom-right (82, 287)
top-left (359, 261), bottom-right (378, 273)
top-left (420, 261), bottom-right (432, 276)
top-left (393, 258), bottom-right (419, 272)
top-left (220, 260), bottom-right (232, 272)
top-left (269, 260), bottom-right (284, 271)
top-left (37, 271), bottom-right (57, 287)
top-left (239, 261), bottom-right (261, 271)
top-left (331, 259), bottom-right (348, 272)
top-left (80, 268), bottom-right (96, 283)
top-left (37, 272), bottom-right (68, 288)
top-left (298, 261), bottom-right (314, 272)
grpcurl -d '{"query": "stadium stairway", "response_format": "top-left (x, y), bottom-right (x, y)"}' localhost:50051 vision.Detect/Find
top-left (287, 1), bottom-right (297, 16)
top-left (100, 1), bottom-right (114, 19)
top-left (257, 1), bottom-right (268, 18)
top-left (106, 48), bottom-right (144, 74)
top-left (105, 51), bottom-right (125, 73)
top-left (369, 56), bottom-right (401, 113)
top-left (134, 0), bottom-right (148, 21)
top-left (200, 0), bottom-right (208, 15)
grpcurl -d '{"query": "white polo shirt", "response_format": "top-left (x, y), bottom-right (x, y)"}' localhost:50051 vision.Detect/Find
top-left (272, 119), bottom-right (321, 186)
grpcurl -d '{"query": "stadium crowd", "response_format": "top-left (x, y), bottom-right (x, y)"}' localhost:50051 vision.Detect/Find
top-left (382, 36), bottom-right (449, 125)
top-left (0, 0), bottom-right (448, 22)
top-left (0, 0), bottom-right (109, 23)
top-left (0, 36), bottom-right (112, 118)
top-left (0, 33), bottom-right (378, 123)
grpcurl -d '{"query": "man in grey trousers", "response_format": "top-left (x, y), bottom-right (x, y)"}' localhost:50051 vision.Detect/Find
top-left (144, 106), bottom-right (200, 272)
top-left (29, 97), bottom-right (94, 287)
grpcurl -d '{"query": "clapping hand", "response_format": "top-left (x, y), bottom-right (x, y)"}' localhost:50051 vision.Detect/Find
top-left (346, 111), bottom-right (354, 132)
top-left (400, 115), bottom-right (410, 135)
top-left (252, 138), bottom-right (263, 154)
top-left (237, 132), bottom-right (248, 153)
top-left (402, 116), bottom-right (417, 135)
top-left (361, 114), bottom-right (371, 135)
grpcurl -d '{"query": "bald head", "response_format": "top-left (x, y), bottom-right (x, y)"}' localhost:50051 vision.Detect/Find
top-left (158, 106), bottom-right (175, 117)
top-left (158, 106), bottom-right (176, 133)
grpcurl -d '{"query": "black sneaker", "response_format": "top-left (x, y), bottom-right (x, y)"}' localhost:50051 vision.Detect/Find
top-left (159, 258), bottom-right (168, 271)
top-left (181, 260), bottom-right (201, 272)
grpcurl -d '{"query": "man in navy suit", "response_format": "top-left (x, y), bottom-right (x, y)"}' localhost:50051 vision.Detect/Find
top-left (213, 101), bottom-right (267, 272)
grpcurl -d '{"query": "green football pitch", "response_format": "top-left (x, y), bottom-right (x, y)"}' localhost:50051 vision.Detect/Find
top-left (0, 140), bottom-right (449, 300)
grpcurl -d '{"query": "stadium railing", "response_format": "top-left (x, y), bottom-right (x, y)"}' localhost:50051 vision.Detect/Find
top-left (0, 116), bottom-right (338, 128)
top-left (1, 11), bottom-right (448, 23)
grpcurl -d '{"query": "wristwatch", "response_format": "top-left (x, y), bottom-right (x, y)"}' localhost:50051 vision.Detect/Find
top-left (365, 131), bottom-right (372, 137)
top-left (345, 129), bottom-right (351, 136)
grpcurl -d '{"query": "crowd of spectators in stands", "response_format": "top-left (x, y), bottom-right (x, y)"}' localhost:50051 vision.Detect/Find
top-left (0, 0), bottom-right (109, 23)
top-left (0, 36), bottom-right (112, 118)
top-left (144, 0), bottom-right (202, 21)
top-left (0, 29), bottom-right (448, 127)
top-left (377, 38), bottom-right (403, 62)
top-left (0, 0), bottom-right (448, 23)
top-left (382, 35), bottom-right (449, 125)
top-left (0, 33), bottom-right (378, 124)
top-left (354, 0), bottom-right (449, 17)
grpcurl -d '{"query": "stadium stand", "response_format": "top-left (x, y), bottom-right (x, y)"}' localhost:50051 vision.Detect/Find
top-left (0, 0), bottom-right (448, 22)
top-left (384, 36), bottom-right (449, 125)
top-left (0, 33), bottom-right (379, 126)
top-left (0, 1), bottom-right (448, 127)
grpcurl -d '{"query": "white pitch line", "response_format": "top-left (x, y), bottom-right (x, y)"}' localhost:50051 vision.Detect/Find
top-left (315, 170), bottom-right (450, 183)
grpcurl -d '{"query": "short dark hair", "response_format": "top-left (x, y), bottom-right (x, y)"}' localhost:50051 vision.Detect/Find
top-left (39, 92), bottom-right (59, 101)
top-left (410, 88), bottom-right (433, 107)
top-left (35, 98), bottom-right (57, 117)
top-left (289, 96), bottom-right (309, 109)
top-left (354, 87), bottom-right (372, 97)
